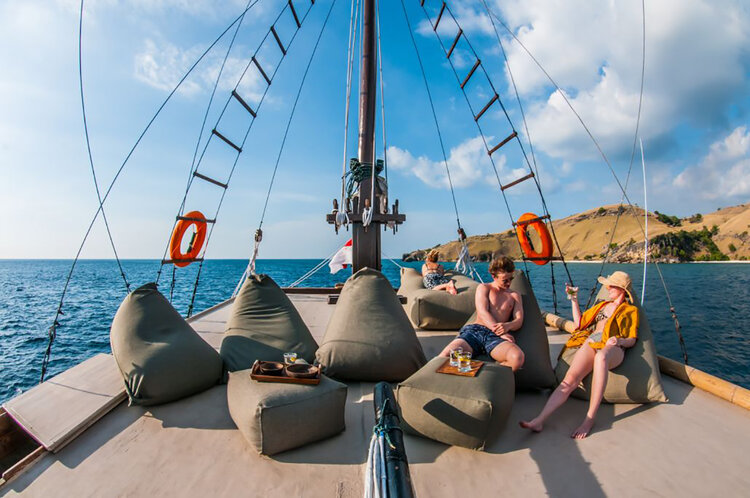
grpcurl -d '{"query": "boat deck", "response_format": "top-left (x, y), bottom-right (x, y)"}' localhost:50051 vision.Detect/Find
top-left (2, 294), bottom-right (750, 497)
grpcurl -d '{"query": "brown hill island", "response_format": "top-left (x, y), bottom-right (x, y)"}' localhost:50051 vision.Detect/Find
top-left (403, 203), bottom-right (750, 263)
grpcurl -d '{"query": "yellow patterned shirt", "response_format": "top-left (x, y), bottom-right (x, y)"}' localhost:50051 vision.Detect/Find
top-left (565, 300), bottom-right (639, 350)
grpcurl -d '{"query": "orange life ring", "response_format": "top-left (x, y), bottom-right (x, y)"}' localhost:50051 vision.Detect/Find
top-left (516, 212), bottom-right (553, 265)
top-left (169, 210), bottom-right (207, 267)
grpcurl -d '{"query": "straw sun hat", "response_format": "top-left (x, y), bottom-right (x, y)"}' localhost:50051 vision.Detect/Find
top-left (597, 271), bottom-right (635, 303)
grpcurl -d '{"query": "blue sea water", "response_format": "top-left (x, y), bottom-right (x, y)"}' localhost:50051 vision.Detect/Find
top-left (1, 259), bottom-right (749, 403)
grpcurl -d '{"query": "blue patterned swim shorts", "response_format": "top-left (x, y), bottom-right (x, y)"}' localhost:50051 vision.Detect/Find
top-left (457, 323), bottom-right (505, 356)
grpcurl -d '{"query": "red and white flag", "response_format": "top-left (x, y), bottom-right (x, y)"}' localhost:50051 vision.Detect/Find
top-left (329, 238), bottom-right (352, 274)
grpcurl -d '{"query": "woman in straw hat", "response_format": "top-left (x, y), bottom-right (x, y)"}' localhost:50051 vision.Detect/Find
top-left (521, 271), bottom-right (639, 439)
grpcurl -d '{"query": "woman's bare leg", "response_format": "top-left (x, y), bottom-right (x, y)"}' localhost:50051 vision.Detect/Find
top-left (571, 345), bottom-right (625, 439)
top-left (432, 281), bottom-right (457, 295)
top-left (520, 344), bottom-right (596, 432)
top-left (432, 283), bottom-right (451, 293)
top-left (438, 338), bottom-right (473, 358)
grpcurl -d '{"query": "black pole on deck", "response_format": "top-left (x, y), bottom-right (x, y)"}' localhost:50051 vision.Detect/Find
top-left (373, 382), bottom-right (415, 498)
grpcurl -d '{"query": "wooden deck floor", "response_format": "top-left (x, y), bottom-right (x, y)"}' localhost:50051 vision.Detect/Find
top-left (2, 295), bottom-right (750, 497)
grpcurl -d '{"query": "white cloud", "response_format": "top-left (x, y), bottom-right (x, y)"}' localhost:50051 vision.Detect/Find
top-left (388, 136), bottom-right (488, 189)
top-left (481, 0), bottom-right (750, 162)
top-left (134, 39), bottom-right (266, 100)
top-left (134, 40), bottom-right (204, 95)
top-left (673, 126), bottom-right (750, 199)
top-left (388, 136), bottom-right (530, 190)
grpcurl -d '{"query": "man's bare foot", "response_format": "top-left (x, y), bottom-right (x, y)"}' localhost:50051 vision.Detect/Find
top-left (571, 416), bottom-right (595, 439)
top-left (519, 419), bottom-right (543, 433)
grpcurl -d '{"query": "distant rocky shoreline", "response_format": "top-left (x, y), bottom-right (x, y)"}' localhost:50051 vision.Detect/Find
top-left (402, 204), bottom-right (750, 264)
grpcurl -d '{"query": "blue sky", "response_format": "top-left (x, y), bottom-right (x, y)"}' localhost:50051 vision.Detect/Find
top-left (1, 0), bottom-right (749, 260)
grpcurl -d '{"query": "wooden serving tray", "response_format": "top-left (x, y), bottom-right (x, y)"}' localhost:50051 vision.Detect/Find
top-left (250, 361), bottom-right (321, 385)
top-left (436, 358), bottom-right (484, 377)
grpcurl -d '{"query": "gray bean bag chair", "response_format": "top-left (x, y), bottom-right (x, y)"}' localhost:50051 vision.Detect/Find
top-left (110, 283), bottom-right (223, 406)
top-left (554, 287), bottom-right (668, 403)
top-left (227, 369), bottom-right (347, 455)
top-left (396, 356), bottom-right (515, 450)
top-left (315, 268), bottom-right (427, 382)
top-left (398, 267), bottom-right (479, 330)
top-left (220, 274), bottom-right (318, 372)
top-left (466, 270), bottom-right (556, 390)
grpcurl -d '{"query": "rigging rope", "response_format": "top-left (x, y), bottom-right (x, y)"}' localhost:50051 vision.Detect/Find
top-left (382, 252), bottom-right (404, 269)
top-left (398, 0), bottom-right (461, 231)
top-left (288, 244), bottom-right (343, 288)
top-left (78, 0), bottom-right (130, 294)
top-left (228, 0), bottom-right (339, 304)
top-left (160, 0), bottom-right (256, 291)
top-left (182, 0), bottom-right (324, 317)
top-left (641, 138), bottom-right (648, 306)
top-left (486, 4), bottom-right (686, 361)
top-left (376, 0), bottom-right (390, 210)
top-left (478, 0), bottom-right (541, 182)
top-left (476, 3), bottom-right (577, 288)
top-left (586, 0), bottom-right (647, 306)
top-left (41, 1), bottom-right (263, 381)
top-left (258, 0), bottom-right (339, 230)
top-left (339, 0), bottom-right (361, 222)
top-left (413, 1), bottom-right (541, 282)
top-left (399, 0), bottom-right (477, 277)
top-left (41, 0), bottom-right (256, 382)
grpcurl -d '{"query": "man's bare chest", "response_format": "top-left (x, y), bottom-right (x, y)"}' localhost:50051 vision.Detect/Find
top-left (488, 291), bottom-right (514, 314)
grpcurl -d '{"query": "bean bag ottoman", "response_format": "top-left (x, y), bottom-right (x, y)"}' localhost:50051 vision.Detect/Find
top-left (111, 283), bottom-right (223, 406)
top-left (554, 287), bottom-right (668, 403)
top-left (316, 268), bottom-right (426, 382)
top-left (227, 369), bottom-right (347, 455)
top-left (398, 267), bottom-right (479, 330)
top-left (396, 356), bottom-right (515, 450)
top-left (221, 274), bottom-right (318, 372)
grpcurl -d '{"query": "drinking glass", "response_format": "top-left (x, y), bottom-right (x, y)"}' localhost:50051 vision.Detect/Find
top-left (283, 352), bottom-right (298, 365)
top-left (449, 347), bottom-right (463, 367)
top-left (458, 352), bottom-right (473, 373)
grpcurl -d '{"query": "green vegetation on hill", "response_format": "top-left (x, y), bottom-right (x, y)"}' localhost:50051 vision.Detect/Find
top-left (654, 210), bottom-right (682, 227)
top-left (651, 227), bottom-right (729, 261)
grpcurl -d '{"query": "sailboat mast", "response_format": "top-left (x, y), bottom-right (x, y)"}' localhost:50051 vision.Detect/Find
top-left (352, 0), bottom-right (380, 272)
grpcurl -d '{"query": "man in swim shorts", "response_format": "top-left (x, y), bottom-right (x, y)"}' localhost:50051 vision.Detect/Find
top-left (439, 256), bottom-right (525, 371)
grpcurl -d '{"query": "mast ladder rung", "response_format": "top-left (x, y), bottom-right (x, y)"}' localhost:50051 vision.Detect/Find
top-left (525, 256), bottom-right (562, 261)
top-left (251, 57), bottom-right (271, 86)
top-left (513, 214), bottom-right (550, 226)
top-left (177, 215), bottom-right (216, 224)
top-left (433, 2), bottom-right (446, 31)
top-left (446, 29), bottom-right (462, 58)
top-left (288, 0), bottom-right (301, 28)
top-left (460, 59), bottom-right (481, 89)
top-left (474, 93), bottom-right (498, 121)
top-left (501, 172), bottom-right (535, 191)
top-left (162, 257), bottom-right (204, 265)
top-left (212, 128), bottom-right (242, 153)
top-left (487, 131), bottom-right (517, 156)
top-left (193, 171), bottom-right (228, 189)
top-left (232, 90), bottom-right (257, 117)
top-left (270, 26), bottom-right (287, 55)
